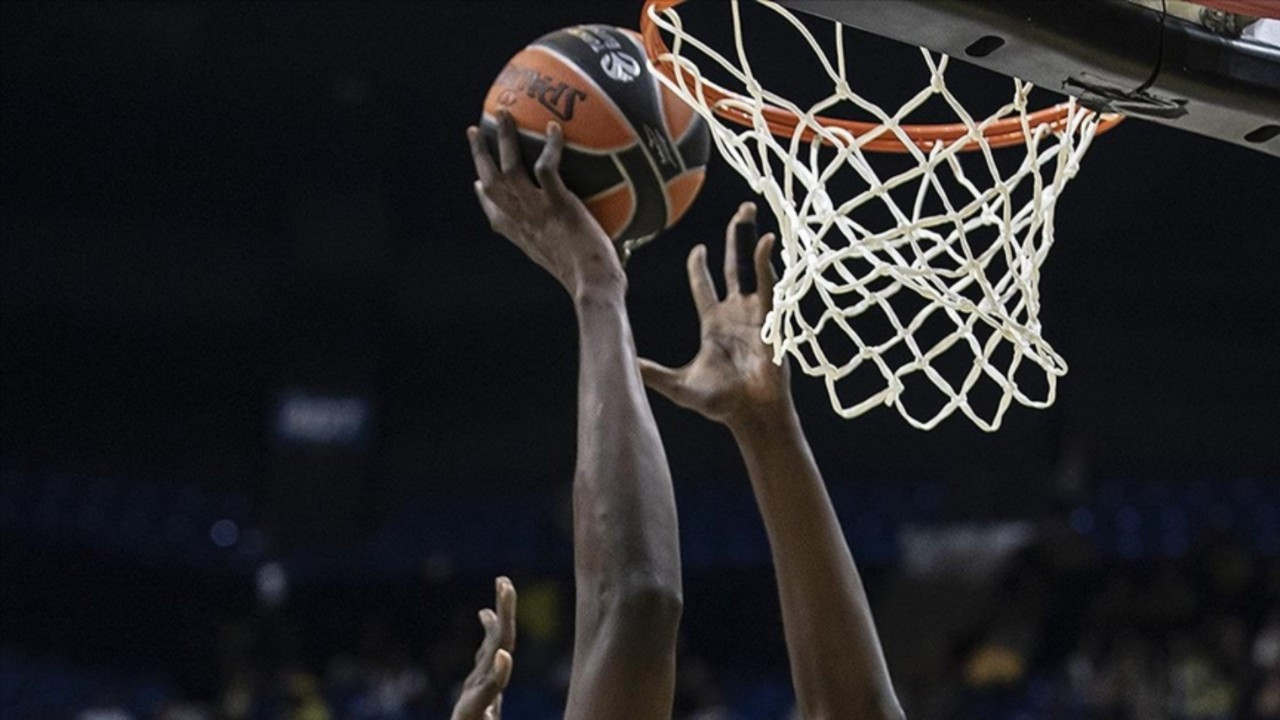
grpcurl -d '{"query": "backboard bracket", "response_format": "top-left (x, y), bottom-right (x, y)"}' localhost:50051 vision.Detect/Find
top-left (778, 0), bottom-right (1280, 156)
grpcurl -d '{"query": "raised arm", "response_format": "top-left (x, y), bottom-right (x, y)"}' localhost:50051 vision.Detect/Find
top-left (639, 204), bottom-right (903, 720)
top-left (468, 112), bottom-right (681, 720)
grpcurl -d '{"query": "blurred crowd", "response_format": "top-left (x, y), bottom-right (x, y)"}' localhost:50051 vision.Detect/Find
top-left (931, 532), bottom-right (1280, 719)
top-left (5, 467), bottom-right (1278, 720)
top-left (3, 528), bottom-right (1275, 720)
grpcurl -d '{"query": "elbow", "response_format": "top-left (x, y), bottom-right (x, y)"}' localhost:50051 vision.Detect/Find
top-left (579, 575), bottom-right (683, 668)
top-left (593, 573), bottom-right (683, 639)
top-left (613, 575), bottom-right (683, 628)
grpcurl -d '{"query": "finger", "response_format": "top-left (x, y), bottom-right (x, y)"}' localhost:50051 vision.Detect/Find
top-left (473, 182), bottom-right (505, 233)
top-left (724, 202), bottom-right (756, 293)
top-left (491, 649), bottom-right (513, 691)
top-left (734, 215), bottom-right (759, 295)
top-left (468, 126), bottom-right (498, 187)
top-left (495, 577), bottom-right (517, 652)
top-left (496, 110), bottom-right (523, 176)
top-left (686, 245), bottom-right (718, 316)
top-left (754, 232), bottom-right (777, 313)
top-left (475, 608), bottom-right (499, 665)
top-left (637, 358), bottom-right (687, 406)
top-left (533, 122), bottom-right (568, 196)
top-left (478, 650), bottom-right (512, 720)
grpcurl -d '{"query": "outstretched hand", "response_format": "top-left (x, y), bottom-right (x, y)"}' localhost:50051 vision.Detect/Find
top-left (639, 203), bottom-right (791, 429)
top-left (450, 577), bottom-right (517, 720)
top-left (467, 112), bottom-right (624, 297)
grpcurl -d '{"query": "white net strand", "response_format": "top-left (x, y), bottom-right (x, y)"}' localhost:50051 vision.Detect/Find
top-left (645, 0), bottom-right (1108, 431)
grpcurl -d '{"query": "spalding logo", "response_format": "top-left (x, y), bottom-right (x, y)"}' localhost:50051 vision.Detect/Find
top-left (493, 63), bottom-right (589, 121)
top-left (600, 51), bottom-right (641, 83)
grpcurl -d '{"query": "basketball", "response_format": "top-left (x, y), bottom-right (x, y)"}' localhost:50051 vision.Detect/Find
top-left (481, 24), bottom-right (710, 252)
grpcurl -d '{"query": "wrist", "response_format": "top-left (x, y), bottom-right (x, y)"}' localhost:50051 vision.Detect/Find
top-left (727, 395), bottom-right (800, 441)
top-left (566, 244), bottom-right (627, 302)
top-left (571, 271), bottom-right (627, 308)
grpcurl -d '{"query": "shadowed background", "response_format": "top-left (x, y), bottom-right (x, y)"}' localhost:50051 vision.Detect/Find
top-left (2, 2), bottom-right (1278, 719)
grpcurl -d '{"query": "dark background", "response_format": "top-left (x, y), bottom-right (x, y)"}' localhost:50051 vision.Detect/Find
top-left (1, 2), bottom-right (1278, 719)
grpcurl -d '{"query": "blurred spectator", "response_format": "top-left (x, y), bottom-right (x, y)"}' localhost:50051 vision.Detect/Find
top-left (77, 700), bottom-right (136, 720)
top-left (351, 648), bottom-right (428, 719)
top-left (1252, 613), bottom-right (1280, 719)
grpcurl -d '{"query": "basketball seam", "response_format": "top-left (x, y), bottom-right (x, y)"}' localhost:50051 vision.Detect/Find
top-left (619, 27), bottom-right (706, 159)
top-left (607, 154), bottom-right (638, 235)
top-left (531, 41), bottom-right (671, 231)
top-left (654, 79), bottom-right (690, 171)
top-left (643, 63), bottom-right (685, 226)
top-left (674, 112), bottom-right (702, 146)
top-left (621, 31), bottom-right (705, 228)
top-left (663, 168), bottom-right (703, 226)
top-left (581, 179), bottom-right (630, 204)
top-left (625, 29), bottom-right (688, 174)
top-left (618, 30), bottom-right (689, 229)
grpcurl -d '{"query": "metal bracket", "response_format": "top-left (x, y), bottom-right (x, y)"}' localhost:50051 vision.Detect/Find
top-left (778, 0), bottom-right (1280, 156)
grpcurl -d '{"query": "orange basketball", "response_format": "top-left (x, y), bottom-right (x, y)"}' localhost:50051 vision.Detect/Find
top-left (482, 24), bottom-right (710, 252)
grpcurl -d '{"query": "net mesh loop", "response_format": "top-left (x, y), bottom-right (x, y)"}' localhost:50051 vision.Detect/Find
top-left (641, 0), bottom-right (1121, 431)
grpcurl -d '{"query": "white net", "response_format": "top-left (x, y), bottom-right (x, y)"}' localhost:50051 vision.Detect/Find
top-left (643, 0), bottom-right (1114, 431)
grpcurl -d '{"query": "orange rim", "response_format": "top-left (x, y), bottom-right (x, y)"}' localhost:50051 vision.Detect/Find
top-left (640, 0), bottom-right (1124, 153)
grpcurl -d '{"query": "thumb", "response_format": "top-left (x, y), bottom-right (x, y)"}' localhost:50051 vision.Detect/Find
top-left (637, 358), bottom-right (686, 404)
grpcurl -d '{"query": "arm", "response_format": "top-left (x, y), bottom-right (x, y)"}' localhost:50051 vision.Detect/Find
top-left (639, 204), bottom-right (903, 720)
top-left (451, 577), bottom-right (517, 720)
top-left (468, 113), bottom-right (681, 720)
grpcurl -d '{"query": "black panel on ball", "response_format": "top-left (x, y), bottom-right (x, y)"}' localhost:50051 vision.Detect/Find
top-left (533, 28), bottom-right (685, 184)
top-left (479, 118), bottom-right (623, 199)
top-left (616, 145), bottom-right (669, 242)
top-left (676, 113), bottom-right (711, 170)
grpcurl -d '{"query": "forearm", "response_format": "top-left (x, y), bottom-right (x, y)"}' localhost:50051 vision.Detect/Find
top-left (468, 111), bottom-right (681, 717)
top-left (732, 406), bottom-right (901, 720)
top-left (572, 286), bottom-right (681, 600)
top-left (567, 284), bottom-right (681, 717)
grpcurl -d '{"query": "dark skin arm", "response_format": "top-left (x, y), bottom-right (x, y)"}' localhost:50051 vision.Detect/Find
top-left (468, 112), bottom-right (682, 720)
top-left (639, 204), bottom-right (904, 720)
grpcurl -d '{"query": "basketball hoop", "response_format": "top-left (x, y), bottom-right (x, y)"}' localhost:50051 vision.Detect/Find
top-left (640, 0), bottom-right (1124, 431)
